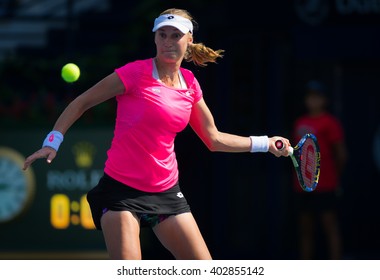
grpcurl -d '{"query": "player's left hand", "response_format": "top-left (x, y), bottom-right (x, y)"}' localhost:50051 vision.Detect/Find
top-left (23, 146), bottom-right (57, 170)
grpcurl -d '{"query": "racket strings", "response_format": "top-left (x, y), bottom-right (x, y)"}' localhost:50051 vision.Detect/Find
top-left (300, 139), bottom-right (318, 188)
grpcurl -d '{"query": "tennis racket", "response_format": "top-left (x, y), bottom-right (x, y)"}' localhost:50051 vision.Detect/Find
top-left (275, 133), bottom-right (321, 192)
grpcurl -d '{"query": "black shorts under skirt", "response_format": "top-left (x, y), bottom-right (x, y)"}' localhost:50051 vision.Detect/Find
top-left (86, 173), bottom-right (191, 230)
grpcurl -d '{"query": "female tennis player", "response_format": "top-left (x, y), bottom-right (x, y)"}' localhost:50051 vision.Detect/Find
top-left (23, 8), bottom-right (290, 259)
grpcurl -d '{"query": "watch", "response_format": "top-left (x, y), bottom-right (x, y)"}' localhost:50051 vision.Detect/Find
top-left (0, 147), bottom-right (36, 224)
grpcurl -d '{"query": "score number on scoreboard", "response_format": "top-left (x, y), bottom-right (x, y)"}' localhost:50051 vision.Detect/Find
top-left (50, 194), bottom-right (95, 230)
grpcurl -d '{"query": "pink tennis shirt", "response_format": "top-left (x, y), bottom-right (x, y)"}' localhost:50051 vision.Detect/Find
top-left (104, 58), bottom-right (203, 192)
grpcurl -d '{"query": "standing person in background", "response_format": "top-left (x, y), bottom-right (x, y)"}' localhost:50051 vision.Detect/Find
top-left (23, 8), bottom-right (291, 260)
top-left (293, 80), bottom-right (348, 259)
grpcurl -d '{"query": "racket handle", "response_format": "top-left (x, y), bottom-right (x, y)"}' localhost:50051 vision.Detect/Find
top-left (275, 139), bottom-right (285, 150)
top-left (275, 139), bottom-right (294, 155)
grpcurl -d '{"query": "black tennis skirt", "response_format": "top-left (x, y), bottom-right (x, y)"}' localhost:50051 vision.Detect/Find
top-left (86, 173), bottom-right (191, 230)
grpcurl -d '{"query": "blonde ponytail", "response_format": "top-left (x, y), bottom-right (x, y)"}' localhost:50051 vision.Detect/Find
top-left (185, 42), bottom-right (224, 67)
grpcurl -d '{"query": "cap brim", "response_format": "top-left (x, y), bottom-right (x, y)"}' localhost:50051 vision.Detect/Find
top-left (152, 22), bottom-right (189, 34)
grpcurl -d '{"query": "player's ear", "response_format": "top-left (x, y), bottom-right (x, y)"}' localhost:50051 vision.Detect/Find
top-left (187, 34), bottom-right (193, 44)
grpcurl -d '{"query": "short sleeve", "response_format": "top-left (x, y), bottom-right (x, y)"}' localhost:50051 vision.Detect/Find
top-left (192, 76), bottom-right (203, 104)
top-left (115, 60), bottom-right (143, 94)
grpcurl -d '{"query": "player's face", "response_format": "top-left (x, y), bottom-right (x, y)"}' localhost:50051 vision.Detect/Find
top-left (154, 27), bottom-right (192, 63)
top-left (305, 91), bottom-right (327, 114)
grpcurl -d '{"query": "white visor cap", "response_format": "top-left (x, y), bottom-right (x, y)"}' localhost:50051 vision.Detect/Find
top-left (152, 14), bottom-right (193, 34)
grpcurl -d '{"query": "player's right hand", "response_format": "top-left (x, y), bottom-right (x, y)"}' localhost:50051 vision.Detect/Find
top-left (268, 136), bottom-right (291, 157)
top-left (23, 146), bottom-right (57, 170)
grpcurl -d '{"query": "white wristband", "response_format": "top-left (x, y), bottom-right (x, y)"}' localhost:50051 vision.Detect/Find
top-left (249, 136), bottom-right (269, 153)
top-left (42, 131), bottom-right (64, 151)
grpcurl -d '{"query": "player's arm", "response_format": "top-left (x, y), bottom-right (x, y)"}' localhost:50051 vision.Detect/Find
top-left (23, 73), bottom-right (124, 170)
top-left (53, 72), bottom-right (124, 135)
top-left (329, 119), bottom-right (348, 176)
top-left (332, 141), bottom-right (348, 175)
top-left (189, 98), bottom-right (290, 156)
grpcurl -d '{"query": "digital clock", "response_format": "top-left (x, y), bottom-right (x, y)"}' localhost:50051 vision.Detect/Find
top-left (50, 194), bottom-right (95, 229)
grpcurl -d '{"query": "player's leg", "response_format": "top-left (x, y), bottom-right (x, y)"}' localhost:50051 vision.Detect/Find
top-left (320, 210), bottom-right (341, 259)
top-left (153, 212), bottom-right (212, 260)
top-left (101, 210), bottom-right (141, 259)
top-left (298, 211), bottom-right (315, 259)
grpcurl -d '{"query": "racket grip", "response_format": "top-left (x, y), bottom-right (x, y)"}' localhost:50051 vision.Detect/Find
top-left (275, 139), bottom-right (294, 155)
top-left (275, 139), bottom-right (285, 150)
top-left (288, 146), bottom-right (294, 155)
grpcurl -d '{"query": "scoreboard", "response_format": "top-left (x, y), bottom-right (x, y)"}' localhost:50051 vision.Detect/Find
top-left (0, 128), bottom-right (113, 259)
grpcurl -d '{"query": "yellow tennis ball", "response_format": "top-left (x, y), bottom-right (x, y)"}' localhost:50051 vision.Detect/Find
top-left (61, 63), bottom-right (80, 83)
